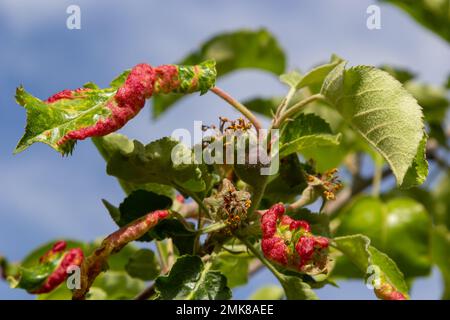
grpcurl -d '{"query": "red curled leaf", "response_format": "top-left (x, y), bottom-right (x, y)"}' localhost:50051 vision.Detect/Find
top-left (296, 236), bottom-right (315, 267)
top-left (260, 203), bottom-right (330, 275)
top-left (8, 241), bottom-right (84, 294)
top-left (73, 209), bottom-right (169, 300)
top-left (375, 283), bottom-right (407, 300)
top-left (15, 60), bottom-right (216, 155)
top-left (32, 248), bottom-right (84, 294)
top-left (261, 237), bottom-right (288, 266)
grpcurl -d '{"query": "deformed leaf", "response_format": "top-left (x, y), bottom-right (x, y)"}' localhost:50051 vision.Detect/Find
top-left (15, 61), bottom-right (216, 155)
top-left (321, 62), bottom-right (427, 187)
top-left (152, 28), bottom-right (286, 117)
top-left (155, 255), bottom-right (232, 300)
top-left (279, 113), bottom-right (341, 158)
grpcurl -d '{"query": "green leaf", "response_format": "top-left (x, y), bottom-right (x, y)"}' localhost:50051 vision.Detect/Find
top-left (20, 240), bottom-right (88, 268)
top-left (152, 28), bottom-right (286, 118)
top-left (381, 0), bottom-right (450, 43)
top-left (125, 249), bottom-right (160, 281)
top-left (110, 70), bottom-right (131, 88)
top-left (279, 113), bottom-right (341, 158)
top-left (262, 154), bottom-right (309, 206)
top-left (249, 285), bottom-right (285, 300)
top-left (37, 270), bottom-right (145, 300)
top-left (211, 252), bottom-right (250, 288)
top-left (14, 86), bottom-right (116, 155)
top-left (296, 54), bottom-right (344, 90)
top-left (15, 61), bottom-right (216, 155)
top-left (155, 255), bottom-right (232, 300)
top-left (278, 274), bottom-right (319, 300)
top-left (321, 62), bottom-right (427, 187)
top-left (90, 271), bottom-right (145, 300)
top-left (336, 196), bottom-right (432, 277)
top-left (431, 226), bottom-right (450, 299)
top-left (334, 234), bottom-right (409, 297)
top-left (107, 137), bottom-right (211, 194)
top-left (148, 219), bottom-right (197, 255)
top-left (103, 190), bottom-right (172, 227)
top-left (93, 133), bottom-right (176, 197)
top-left (36, 242), bottom-right (143, 300)
top-left (280, 70), bottom-right (303, 89)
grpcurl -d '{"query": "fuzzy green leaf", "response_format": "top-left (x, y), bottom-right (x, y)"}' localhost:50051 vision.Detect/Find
top-left (155, 255), bottom-right (232, 300)
top-left (153, 28), bottom-right (286, 117)
top-left (334, 234), bottom-right (409, 297)
top-left (279, 113), bottom-right (341, 158)
top-left (321, 62), bottom-right (427, 187)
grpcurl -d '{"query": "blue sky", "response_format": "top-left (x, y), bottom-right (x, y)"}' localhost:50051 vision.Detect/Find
top-left (0, 0), bottom-right (448, 299)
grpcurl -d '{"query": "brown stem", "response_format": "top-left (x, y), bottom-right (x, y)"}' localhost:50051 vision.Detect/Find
top-left (135, 283), bottom-right (156, 300)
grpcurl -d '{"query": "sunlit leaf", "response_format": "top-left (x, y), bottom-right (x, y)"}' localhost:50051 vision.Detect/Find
top-left (155, 255), bottom-right (232, 300)
top-left (322, 62), bottom-right (427, 187)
